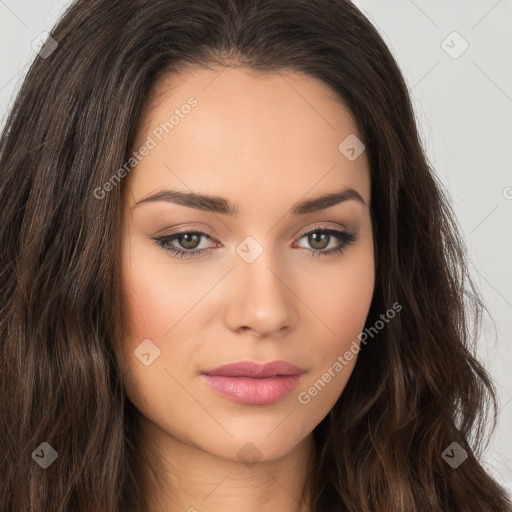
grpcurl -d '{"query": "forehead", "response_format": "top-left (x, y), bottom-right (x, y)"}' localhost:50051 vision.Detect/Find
top-left (126, 66), bottom-right (370, 211)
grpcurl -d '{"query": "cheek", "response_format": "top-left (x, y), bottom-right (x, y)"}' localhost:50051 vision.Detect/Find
top-left (303, 232), bottom-right (375, 346)
top-left (122, 272), bottom-right (171, 341)
top-left (119, 261), bottom-right (191, 422)
top-left (119, 238), bottom-right (209, 399)
top-left (120, 235), bottom-right (200, 342)
top-left (330, 261), bottom-right (374, 337)
top-left (296, 236), bottom-right (374, 409)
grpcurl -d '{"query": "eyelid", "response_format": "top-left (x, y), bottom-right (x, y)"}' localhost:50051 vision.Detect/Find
top-left (294, 222), bottom-right (347, 239)
top-left (153, 222), bottom-right (357, 260)
top-left (155, 223), bottom-right (216, 237)
top-left (158, 221), bottom-right (348, 244)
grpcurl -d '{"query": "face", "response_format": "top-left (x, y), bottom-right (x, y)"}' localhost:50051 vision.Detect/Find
top-left (118, 66), bottom-right (374, 464)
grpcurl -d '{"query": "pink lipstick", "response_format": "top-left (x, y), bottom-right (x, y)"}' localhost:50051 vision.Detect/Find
top-left (201, 360), bottom-right (305, 405)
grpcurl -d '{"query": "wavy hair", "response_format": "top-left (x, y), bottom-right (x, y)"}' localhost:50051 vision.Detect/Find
top-left (0, 0), bottom-right (510, 510)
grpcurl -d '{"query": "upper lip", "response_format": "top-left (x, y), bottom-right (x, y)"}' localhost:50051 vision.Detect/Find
top-left (201, 360), bottom-right (305, 378)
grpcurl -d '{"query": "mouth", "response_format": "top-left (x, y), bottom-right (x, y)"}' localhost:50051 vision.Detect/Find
top-left (200, 360), bottom-right (306, 405)
top-left (202, 359), bottom-right (305, 378)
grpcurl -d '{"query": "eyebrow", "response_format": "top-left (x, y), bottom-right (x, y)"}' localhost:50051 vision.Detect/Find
top-left (132, 187), bottom-right (366, 215)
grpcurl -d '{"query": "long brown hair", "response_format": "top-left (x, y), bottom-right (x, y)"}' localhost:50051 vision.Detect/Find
top-left (1, 1), bottom-right (510, 510)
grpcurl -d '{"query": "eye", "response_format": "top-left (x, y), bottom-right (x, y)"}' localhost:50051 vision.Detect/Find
top-left (153, 230), bottom-right (216, 259)
top-left (152, 225), bottom-right (358, 259)
top-left (292, 226), bottom-right (358, 257)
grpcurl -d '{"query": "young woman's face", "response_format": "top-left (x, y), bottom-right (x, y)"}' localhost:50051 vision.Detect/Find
top-left (119, 66), bottom-right (374, 463)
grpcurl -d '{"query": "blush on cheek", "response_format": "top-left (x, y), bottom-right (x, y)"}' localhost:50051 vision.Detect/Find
top-left (121, 272), bottom-right (163, 347)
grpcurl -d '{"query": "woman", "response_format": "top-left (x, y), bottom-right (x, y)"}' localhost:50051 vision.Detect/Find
top-left (0, 0), bottom-right (510, 511)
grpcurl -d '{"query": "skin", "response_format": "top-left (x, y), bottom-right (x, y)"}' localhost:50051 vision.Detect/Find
top-left (118, 65), bottom-right (375, 512)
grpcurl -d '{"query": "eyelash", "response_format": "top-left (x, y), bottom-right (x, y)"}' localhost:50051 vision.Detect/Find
top-left (152, 225), bottom-right (358, 260)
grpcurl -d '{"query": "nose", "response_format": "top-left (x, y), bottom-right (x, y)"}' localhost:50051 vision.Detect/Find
top-left (224, 247), bottom-right (299, 338)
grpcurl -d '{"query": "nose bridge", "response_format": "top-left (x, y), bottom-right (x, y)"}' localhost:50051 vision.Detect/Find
top-left (225, 234), bottom-right (298, 336)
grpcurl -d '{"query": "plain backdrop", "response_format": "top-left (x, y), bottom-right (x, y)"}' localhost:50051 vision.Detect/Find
top-left (1, 0), bottom-right (511, 496)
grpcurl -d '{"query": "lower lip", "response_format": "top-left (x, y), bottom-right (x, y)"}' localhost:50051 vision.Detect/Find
top-left (201, 374), bottom-right (304, 405)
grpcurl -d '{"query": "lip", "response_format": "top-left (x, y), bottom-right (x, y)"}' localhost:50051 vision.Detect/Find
top-left (202, 360), bottom-right (305, 378)
top-left (201, 360), bottom-right (305, 405)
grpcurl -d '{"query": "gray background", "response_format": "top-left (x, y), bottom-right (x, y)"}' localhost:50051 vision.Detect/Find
top-left (1, 0), bottom-right (511, 494)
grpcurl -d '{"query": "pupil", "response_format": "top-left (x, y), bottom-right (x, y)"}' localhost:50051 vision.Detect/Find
top-left (309, 232), bottom-right (329, 250)
top-left (180, 233), bottom-right (200, 249)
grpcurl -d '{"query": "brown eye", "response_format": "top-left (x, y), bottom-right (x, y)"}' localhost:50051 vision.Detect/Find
top-left (176, 232), bottom-right (203, 250)
top-left (307, 232), bottom-right (331, 250)
top-left (152, 231), bottom-right (215, 259)
top-left (152, 227), bottom-right (358, 260)
top-left (294, 227), bottom-right (358, 257)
